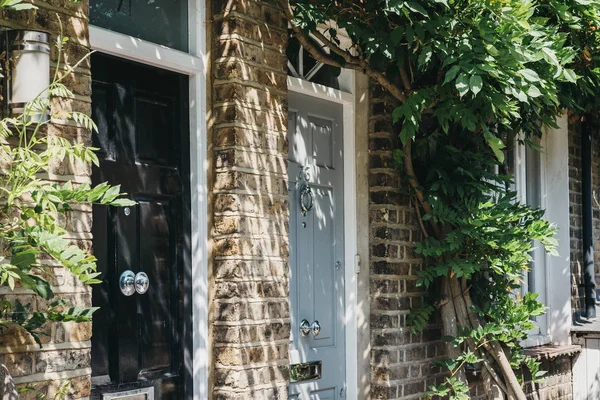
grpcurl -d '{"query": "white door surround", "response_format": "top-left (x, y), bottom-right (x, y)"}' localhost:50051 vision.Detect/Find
top-left (89, 1), bottom-right (209, 398)
top-left (287, 76), bottom-right (359, 400)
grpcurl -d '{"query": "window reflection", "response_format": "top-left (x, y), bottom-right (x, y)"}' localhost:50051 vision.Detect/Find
top-left (90, 0), bottom-right (188, 52)
top-left (287, 36), bottom-right (341, 89)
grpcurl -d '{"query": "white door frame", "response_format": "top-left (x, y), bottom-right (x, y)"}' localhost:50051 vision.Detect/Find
top-left (88, 1), bottom-right (209, 399)
top-left (287, 76), bottom-right (359, 400)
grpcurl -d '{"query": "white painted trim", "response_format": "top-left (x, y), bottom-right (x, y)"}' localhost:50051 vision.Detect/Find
top-left (517, 119), bottom-right (571, 346)
top-left (89, 2), bottom-right (209, 398)
top-left (189, 1), bottom-right (209, 398)
top-left (89, 26), bottom-right (203, 75)
top-left (514, 133), bottom-right (561, 347)
top-left (288, 76), bottom-right (359, 400)
top-left (515, 116), bottom-right (571, 347)
top-left (287, 76), bottom-right (354, 104)
top-left (543, 114), bottom-right (571, 345)
top-left (521, 334), bottom-right (551, 349)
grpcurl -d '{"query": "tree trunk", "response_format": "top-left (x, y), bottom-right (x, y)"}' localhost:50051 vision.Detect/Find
top-left (448, 275), bottom-right (528, 400)
top-left (440, 276), bottom-right (468, 384)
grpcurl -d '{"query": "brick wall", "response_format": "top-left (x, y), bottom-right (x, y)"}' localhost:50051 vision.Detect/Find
top-left (368, 83), bottom-right (447, 399)
top-left (0, 1), bottom-right (93, 399)
top-left (568, 119), bottom-right (600, 318)
top-left (210, 0), bottom-right (291, 398)
top-left (524, 355), bottom-right (574, 400)
top-left (569, 120), bottom-right (585, 315)
top-left (368, 81), bottom-right (578, 399)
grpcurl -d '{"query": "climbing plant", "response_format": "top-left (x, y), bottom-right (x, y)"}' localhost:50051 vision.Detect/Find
top-left (278, 0), bottom-right (600, 398)
top-left (0, 9), bottom-right (134, 346)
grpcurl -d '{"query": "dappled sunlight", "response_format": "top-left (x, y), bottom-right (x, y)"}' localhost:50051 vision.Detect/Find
top-left (210, 4), bottom-right (291, 394)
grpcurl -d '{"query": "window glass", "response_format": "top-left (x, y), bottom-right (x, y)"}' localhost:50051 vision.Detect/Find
top-left (525, 144), bottom-right (542, 295)
top-left (508, 139), bottom-right (548, 340)
top-left (90, 0), bottom-right (188, 52)
top-left (287, 36), bottom-right (341, 89)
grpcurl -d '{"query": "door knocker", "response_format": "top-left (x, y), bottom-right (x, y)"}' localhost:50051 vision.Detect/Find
top-left (297, 166), bottom-right (314, 217)
top-left (299, 184), bottom-right (314, 216)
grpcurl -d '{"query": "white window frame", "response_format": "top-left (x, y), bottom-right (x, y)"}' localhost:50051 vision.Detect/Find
top-left (513, 138), bottom-right (550, 347)
top-left (513, 115), bottom-right (571, 347)
top-left (88, 1), bottom-right (209, 398)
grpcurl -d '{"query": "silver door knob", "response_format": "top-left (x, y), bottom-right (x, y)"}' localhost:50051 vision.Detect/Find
top-left (311, 320), bottom-right (320, 337)
top-left (119, 270), bottom-right (136, 296)
top-left (135, 272), bottom-right (149, 294)
top-left (300, 319), bottom-right (321, 337)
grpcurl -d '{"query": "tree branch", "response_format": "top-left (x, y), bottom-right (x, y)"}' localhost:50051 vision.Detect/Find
top-left (403, 140), bottom-right (441, 238)
top-left (400, 63), bottom-right (412, 91)
top-left (277, 0), bottom-right (407, 103)
top-left (461, 283), bottom-right (527, 400)
top-left (411, 197), bottom-right (429, 239)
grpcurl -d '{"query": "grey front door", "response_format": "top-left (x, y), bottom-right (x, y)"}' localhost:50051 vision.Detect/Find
top-left (288, 92), bottom-right (345, 399)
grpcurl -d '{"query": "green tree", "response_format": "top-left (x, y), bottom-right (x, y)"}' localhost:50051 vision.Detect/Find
top-left (0, 9), bottom-right (134, 347)
top-left (278, 0), bottom-right (600, 398)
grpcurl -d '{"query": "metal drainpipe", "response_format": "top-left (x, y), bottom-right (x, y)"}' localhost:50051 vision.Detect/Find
top-left (582, 120), bottom-right (596, 319)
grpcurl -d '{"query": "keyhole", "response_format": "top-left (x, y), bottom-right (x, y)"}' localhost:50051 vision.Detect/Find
top-left (124, 207), bottom-right (131, 216)
top-left (302, 222), bottom-right (307, 228)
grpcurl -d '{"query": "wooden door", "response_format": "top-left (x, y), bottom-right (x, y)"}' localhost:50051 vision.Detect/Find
top-left (288, 92), bottom-right (346, 399)
top-left (90, 53), bottom-right (191, 400)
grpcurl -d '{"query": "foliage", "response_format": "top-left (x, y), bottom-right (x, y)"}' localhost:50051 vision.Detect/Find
top-left (18, 380), bottom-right (72, 400)
top-left (0, 0), bottom-right (81, 9)
top-left (0, 17), bottom-right (134, 346)
top-left (0, 0), bottom-right (36, 10)
top-left (284, 0), bottom-right (600, 398)
top-left (411, 132), bottom-right (555, 397)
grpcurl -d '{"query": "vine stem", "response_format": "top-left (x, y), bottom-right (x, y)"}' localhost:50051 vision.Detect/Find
top-left (411, 197), bottom-right (429, 239)
top-left (403, 140), bottom-right (442, 238)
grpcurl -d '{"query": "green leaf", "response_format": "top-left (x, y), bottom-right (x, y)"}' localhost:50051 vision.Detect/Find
top-left (469, 75), bottom-right (483, 96)
top-left (418, 46), bottom-right (433, 68)
top-left (391, 27), bottom-right (403, 45)
top-left (563, 69), bottom-right (577, 83)
top-left (518, 69), bottom-right (540, 82)
top-left (20, 275), bottom-right (54, 300)
top-left (485, 44), bottom-right (499, 57)
top-left (483, 130), bottom-right (506, 163)
top-left (11, 250), bottom-right (38, 270)
top-left (456, 74), bottom-right (470, 97)
top-left (108, 198), bottom-right (137, 207)
top-left (405, 1), bottom-right (428, 16)
top-left (443, 65), bottom-right (461, 85)
top-left (528, 85), bottom-right (542, 97)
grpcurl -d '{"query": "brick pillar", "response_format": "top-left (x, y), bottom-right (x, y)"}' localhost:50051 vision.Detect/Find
top-left (210, 1), bottom-right (290, 398)
top-left (368, 84), bottom-right (446, 399)
top-left (0, 2), bottom-right (93, 398)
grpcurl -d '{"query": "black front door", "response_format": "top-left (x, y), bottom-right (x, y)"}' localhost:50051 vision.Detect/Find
top-left (90, 53), bottom-right (191, 399)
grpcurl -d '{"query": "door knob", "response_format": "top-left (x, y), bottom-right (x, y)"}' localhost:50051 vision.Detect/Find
top-left (119, 270), bottom-right (150, 296)
top-left (310, 320), bottom-right (321, 337)
top-left (300, 319), bottom-right (321, 337)
top-left (119, 270), bottom-right (136, 296)
top-left (134, 272), bottom-right (149, 294)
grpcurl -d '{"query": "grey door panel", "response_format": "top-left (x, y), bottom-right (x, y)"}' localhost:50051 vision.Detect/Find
top-left (288, 92), bottom-right (345, 400)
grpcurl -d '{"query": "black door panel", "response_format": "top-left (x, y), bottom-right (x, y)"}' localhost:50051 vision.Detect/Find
top-left (90, 53), bottom-right (190, 399)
